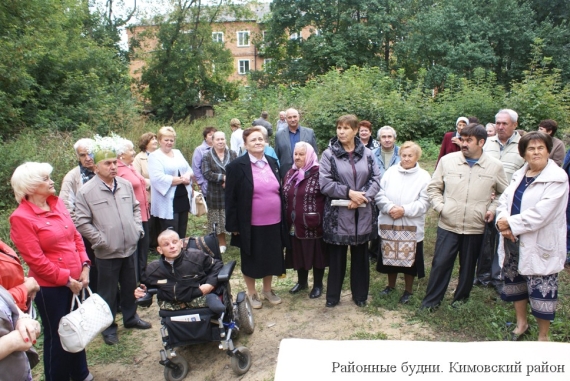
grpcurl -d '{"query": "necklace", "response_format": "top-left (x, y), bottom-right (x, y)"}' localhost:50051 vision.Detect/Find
top-left (523, 175), bottom-right (535, 187)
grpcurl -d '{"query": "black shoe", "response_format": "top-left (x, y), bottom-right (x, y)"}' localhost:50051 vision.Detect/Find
top-left (418, 304), bottom-right (438, 312)
top-left (505, 326), bottom-right (529, 341)
top-left (289, 283), bottom-right (308, 294)
top-left (379, 286), bottom-right (394, 296)
top-left (399, 291), bottom-right (412, 304)
top-left (494, 283), bottom-right (504, 295)
top-left (354, 300), bottom-right (367, 307)
top-left (124, 319), bottom-right (152, 330)
top-left (309, 286), bottom-right (322, 299)
top-left (103, 333), bottom-right (119, 345)
top-left (325, 300), bottom-right (338, 308)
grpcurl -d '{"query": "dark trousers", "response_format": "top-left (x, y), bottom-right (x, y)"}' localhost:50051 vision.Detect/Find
top-left (475, 222), bottom-right (500, 285)
top-left (421, 228), bottom-right (483, 308)
top-left (35, 286), bottom-right (90, 381)
top-left (135, 221), bottom-right (150, 282)
top-left (96, 255), bottom-right (139, 336)
top-left (158, 211), bottom-right (189, 239)
top-left (326, 243), bottom-right (369, 303)
top-left (82, 235), bottom-right (97, 293)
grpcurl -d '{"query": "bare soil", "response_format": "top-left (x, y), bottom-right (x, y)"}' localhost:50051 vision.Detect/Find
top-left (90, 277), bottom-right (434, 381)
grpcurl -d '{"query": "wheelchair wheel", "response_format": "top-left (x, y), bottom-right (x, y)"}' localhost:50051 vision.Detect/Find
top-left (237, 296), bottom-right (255, 334)
top-left (163, 356), bottom-right (189, 381)
top-left (230, 346), bottom-right (252, 375)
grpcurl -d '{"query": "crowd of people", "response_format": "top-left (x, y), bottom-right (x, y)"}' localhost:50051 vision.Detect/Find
top-left (0, 107), bottom-right (569, 379)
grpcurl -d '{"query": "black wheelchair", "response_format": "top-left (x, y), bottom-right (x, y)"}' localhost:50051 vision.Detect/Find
top-left (137, 231), bottom-right (255, 380)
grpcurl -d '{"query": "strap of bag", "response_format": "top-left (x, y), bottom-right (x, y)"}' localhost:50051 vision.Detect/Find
top-left (70, 287), bottom-right (94, 311)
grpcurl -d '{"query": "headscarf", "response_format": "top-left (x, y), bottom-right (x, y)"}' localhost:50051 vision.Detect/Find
top-left (286, 142), bottom-right (319, 188)
top-left (456, 117), bottom-right (469, 127)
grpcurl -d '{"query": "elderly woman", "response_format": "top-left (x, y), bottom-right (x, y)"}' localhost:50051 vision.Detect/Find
top-left (117, 137), bottom-right (150, 279)
top-left (436, 116), bottom-right (469, 164)
top-left (133, 132), bottom-right (159, 249)
top-left (192, 126), bottom-right (217, 199)
top-left (225, 127), bottom-right (285, 309)
top-left (148, 126), bottom-right (193, 238)
top-left (358, 120), bottom-right (379, 150)
top-left (496, 131), bottom-right (568, 341)
top-left (202, 131), bottom-right (237, 253)
top-left (283, 142), bottom-right (328, 298)
top-left (0, 285), bottom-right (41, 380)
top-left (320, 115), bottom-right (381, 308)
top-left (486, 123), bottom-right (496, 137)
top-left (9, 162), bottom-right (92, 381)
top-left (375, 141), bottom-right (431, 304)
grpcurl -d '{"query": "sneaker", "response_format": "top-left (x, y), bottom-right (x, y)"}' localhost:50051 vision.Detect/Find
top-left (260, 289), bottom-right (282, 305)
top-left (83, 373), bottom-right (94, 381)
top-left (248, 293), bottom-right (262, 309)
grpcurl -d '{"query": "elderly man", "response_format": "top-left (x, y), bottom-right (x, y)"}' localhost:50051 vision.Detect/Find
top-left (277, 111), bottom-right (288, 132)
top-left (59, 138), bottom-right (99, 292)
top-left (275, 108), bottom-right (318, 178)
top-left (252, 111), bottom-right (273, 137)
top-left (75, 136), bottom-right (150, 346)
top-left (475, 109), bottom-right (526, 292)
top-left (420, 124), bottom-right (508, 310)
top-left (192, 126), bottom-right (216, 199)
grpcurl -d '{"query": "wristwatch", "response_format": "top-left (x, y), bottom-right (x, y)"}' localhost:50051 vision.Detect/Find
top-left (82, 262), bottom-right (91, 269)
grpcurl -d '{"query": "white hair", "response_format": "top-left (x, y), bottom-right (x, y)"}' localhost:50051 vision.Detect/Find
top-left (254, 125), bottom-right (269, 142)
top-left (377, 125), bottom-right (397, 139)
top-left (73, 138), bottom-right (95, 157)
top-left (496, 109), bottom-right (518, 123)
top-left (115, 138), bottom-right (134, 156)
top-left (213, 131), bottom-right (226, 139)
top-left (11, 162), bottom-right (53, 204)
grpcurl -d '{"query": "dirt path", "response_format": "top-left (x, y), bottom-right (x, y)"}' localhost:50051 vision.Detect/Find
top-left (91, 280), bottom-right (434, 381)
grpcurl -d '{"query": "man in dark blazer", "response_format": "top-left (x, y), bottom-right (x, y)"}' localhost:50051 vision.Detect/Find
top-left (275, 108), bottom-right (319, 178)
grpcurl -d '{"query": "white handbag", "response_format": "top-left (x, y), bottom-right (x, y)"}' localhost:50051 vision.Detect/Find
top-left (58, 287), bottom-right (113, 353)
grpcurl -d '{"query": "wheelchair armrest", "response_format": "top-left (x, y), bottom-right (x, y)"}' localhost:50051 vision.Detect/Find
top-left (217, 260), bottom-right (236, 282)
top-left (135, 292), bottom-right (154, 308)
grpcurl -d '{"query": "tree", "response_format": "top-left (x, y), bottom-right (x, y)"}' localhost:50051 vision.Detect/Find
top-left (395, 0), bottom-right (536, 88)
top-left (0, 0), bottom-right (135, 136)
top-left (262, 0), bottom-right (424, 84)
top-left (135, 0), bottom-right (239, 121)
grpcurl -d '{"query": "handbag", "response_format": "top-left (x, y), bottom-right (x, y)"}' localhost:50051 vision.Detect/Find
top-left (379, 224), bottom-right (417, 267)
top-left (191, 191), bottom-right (208, 217)
top-left (58, 287), bottom-right (113, 353)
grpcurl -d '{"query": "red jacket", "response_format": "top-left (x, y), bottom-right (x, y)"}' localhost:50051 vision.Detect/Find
top-left (436, 131), bottom-right (461, 166)
top-left (0, 240), bottom-right (28, 311)
top-left (10, 196), bottom-right (89, 287)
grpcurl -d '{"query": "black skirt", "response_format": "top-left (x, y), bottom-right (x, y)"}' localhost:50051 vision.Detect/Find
top-left (240, 223), bottom-right (285, 279)
top-left (376, 240), bottom-right (425, 278)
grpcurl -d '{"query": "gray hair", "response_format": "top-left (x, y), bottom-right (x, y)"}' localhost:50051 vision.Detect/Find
top-left (73, 138), bottom-right (95, 156)
top-left (11, 162), bottom-right (53, 204)
top-left (377, 125), bottom-right (397, 139)
top-left (115, 138), bottom-right (134, 156)
top-left (285, 108), bottom-right (299, 117)
top-left (213, 131), bottom-right (226, 140)
top-left (254, 125), bottom-right (269, 142)
top-left (496, 109), bottom-right (518, 123)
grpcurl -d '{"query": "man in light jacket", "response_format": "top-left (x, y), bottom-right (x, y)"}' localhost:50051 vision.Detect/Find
top-left (420, 124), bottom-right (508, 310)
top-left (75, 137), bottom-right (150, 346)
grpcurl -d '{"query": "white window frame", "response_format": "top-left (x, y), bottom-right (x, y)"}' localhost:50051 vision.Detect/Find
top-left (238, 59), bottom-right (250, 75)
top-left (212, 32), bottom-right (224, 43)
top-left (289, 31), bottom-right (302, 41)
top-left (237, 31), bottom-right (250, 47)
top-left (263, 58), bottom-right (272, 71)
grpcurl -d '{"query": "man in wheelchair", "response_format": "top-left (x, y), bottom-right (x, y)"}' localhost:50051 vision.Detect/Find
top-left (134, 229), bottom-right (226, 314)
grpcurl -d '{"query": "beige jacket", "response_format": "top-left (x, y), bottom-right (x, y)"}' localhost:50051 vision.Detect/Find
top-left (483, 133), bottom-right (524, 182)
top-left (133, 151), bottom-right (151, 202)
top-left (74, 177), bottom-right (143, 259)
top-left (428, 151), bottom-right (508, 235)
top-left (59, 166), bottom-right (83, 215)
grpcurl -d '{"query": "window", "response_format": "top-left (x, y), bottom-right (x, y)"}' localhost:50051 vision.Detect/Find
top-left (263, 59), bottom-right (272, 71)
top-left (289, 31), bottom-right (302, 41)
top-left (237, 31), bottom-right (250, 47)
top-left (238, 59), bottom-right (250, 75)
top-left (212, 32), bottom-right (224, 43)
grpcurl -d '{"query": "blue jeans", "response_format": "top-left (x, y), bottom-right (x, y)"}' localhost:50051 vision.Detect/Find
top-left (35, 286), bottom-right (90, 381)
